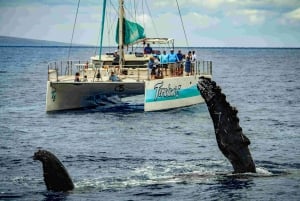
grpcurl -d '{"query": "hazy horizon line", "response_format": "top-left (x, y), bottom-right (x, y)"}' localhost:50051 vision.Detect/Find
top-left (1, 35), bottom-right (299, 49)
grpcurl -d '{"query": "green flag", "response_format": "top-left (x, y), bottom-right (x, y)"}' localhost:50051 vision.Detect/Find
top-left (116, 18), bottom-right (146, 45)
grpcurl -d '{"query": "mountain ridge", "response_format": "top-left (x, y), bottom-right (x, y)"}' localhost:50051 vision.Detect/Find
top-left (0, 36), bottom-right (91, 47)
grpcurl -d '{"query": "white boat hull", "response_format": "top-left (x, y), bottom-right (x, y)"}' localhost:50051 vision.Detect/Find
top-left (144, 75), bottom-right (211, 111)
top-left (46, 81), bottom-right (145, 111)
top-left (46, 74), bottom-right (211, 112)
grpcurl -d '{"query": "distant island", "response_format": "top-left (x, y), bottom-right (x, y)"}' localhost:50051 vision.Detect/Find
top-left (0, 36), bottom-right (95, 47)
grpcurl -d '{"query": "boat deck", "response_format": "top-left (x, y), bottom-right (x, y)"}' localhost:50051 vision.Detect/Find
top-left (48, 60), bottom-right (212, 83)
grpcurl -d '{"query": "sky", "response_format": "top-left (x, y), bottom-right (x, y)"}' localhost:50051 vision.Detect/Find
top-left (0, 0), bottom-right (299, 47)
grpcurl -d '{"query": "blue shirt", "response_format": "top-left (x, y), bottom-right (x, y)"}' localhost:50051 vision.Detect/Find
top-left (109, 74), bottom-right (120, 81)
top-left (159, 54), bottom-right (168, 64)
top-left (144, 46), bottom-right (152, 54)
top-left (177, 53), bottom-right (184, 61)
top-left (148, 60), bottom-right (155, 69)
top-left (168, 53), bottom-right (178, 63)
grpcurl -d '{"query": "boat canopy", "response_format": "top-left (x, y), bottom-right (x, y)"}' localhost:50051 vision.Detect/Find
top-left (133, 38), bottom-right (174, 46)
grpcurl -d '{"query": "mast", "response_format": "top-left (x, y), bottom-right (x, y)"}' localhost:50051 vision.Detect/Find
top-left (118, 0), bottom-right (124, 69)
top-left (98, 0), bottom-right (107, 61)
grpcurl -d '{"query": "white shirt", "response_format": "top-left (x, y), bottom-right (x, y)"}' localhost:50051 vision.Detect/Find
top-left (192, 53), bottom-right (197, 61)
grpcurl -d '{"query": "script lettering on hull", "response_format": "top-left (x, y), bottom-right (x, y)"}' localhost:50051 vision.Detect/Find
top-left (153, 81), bottom-right (181, 101)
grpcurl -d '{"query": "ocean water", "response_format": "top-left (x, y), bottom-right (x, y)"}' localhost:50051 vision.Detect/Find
top-left (0, 38), bottom-right (300, 200)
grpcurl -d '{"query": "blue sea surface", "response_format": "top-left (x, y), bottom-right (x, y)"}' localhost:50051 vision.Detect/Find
top-left (0, 38), bottom-right (300, 200)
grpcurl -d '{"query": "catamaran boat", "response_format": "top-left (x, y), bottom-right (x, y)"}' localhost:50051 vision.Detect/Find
top-left (46, 0), bottom-right (212, 112)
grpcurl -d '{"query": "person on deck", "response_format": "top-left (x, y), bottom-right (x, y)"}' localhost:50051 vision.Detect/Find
top-left (144, 43), bottom-right (152, 54)
top-left (148, 57), bottom-right (156, 80)
top-left (74, 72), bottom-right (80, 82)
top-left (109, 71), bottom-right (120, 82)
top-left (192, 50), bottom-right (197, 61)
top-left (184, 51), bottom-right (192, 76)
top-left (112, 51), bottom-right (120, 65)
top-left (112, 50), bottom-right (120, 73)
top-left (191, 50), bottom-right (197, 75)
top-left (167, 49), bottom-right (178, 76)
top-left (84, 61), bottom-right (89, 69)
top-left (82, 75), bottom-right (88, 82)
top-left (176, 50), bottom-right (184, 75)
top-left (153, 55), bottom-right (163, 79)
top-left (159, 50), bottom-right (168, 76)
top-left (96, 69), bottom-right (101, 81)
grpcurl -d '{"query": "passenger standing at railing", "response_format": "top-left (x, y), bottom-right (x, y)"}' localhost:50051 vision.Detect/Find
top-left (153, 55), bottom-right (163, 79)
top-left (74, 72), bottom-right (80, 82)
top-left (112, 51), bottom-right (119, 65)
top-left (82, 75), bottom-right (88, 82)
top-left (112, 50), bottom-right (120, 74)
top-left (191, 50), bottom-right (197, 75)
top-left (96, 69), bottom-right (101, 81)
top-left (144, 43), bottom-right (152, 54)
top-left (159, 50), bottom-right (168, 76)
top-left (176, 50), bottom-right (184, 76)
top-left (167, 49), bottom-right (178, 76)
top-left (184, 51), bottom-right (192, 76)
top-left (148, 57), bottom-right (156, 80)
top-left (84, 61), bottom-right (89, 69)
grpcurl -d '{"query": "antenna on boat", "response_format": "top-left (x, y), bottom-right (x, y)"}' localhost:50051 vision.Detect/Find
top-left (176, 0), bottom-right (189, 48)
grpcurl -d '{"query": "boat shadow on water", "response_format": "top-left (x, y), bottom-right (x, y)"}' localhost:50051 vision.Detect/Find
top-left (46, 94), bottom-right (145, 114)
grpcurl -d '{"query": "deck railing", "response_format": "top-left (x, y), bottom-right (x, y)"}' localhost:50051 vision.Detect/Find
top-left (195, 60), bottom-right (212, 75)
top-left (47, 60), bottom-right (212, 82)
top-left (47, 60), bottom-right (149, 82)
top-left (48, 60), bottom-right (89, 81)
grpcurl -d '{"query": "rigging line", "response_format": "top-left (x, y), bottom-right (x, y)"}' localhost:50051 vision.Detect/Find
top-left (108, 0), bottom-right (118, 51)
top-left (130, 0), bottom-right (135, 19)
top-left (145, 0), bottom-right (159, 38)
top-left (176, 0), bottom-right (189, 48)
top-left (94, 4), bottom-right (102, 55)
top-left (134, 0), bottom-right (137, 21)
top-left (142, 0), bottom-right (145, 31)
top-left (109, 0), bottom-right (118, 14)
top-left (106, 1), bottom-right (113, 51)
top-left (123, 1), bottom-right (137, 20)
top-left (67, 0), bottom-right (80, 61)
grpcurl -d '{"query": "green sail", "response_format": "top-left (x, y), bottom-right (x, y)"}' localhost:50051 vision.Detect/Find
top-left (115, 18), bottom-right (146, 45)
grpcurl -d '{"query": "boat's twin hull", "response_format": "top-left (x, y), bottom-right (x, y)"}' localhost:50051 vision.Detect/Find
top-left (46, 76), bottom-right (211, 112)
top-left (144, 76), bottom-right (208, 111)
top-left (46, 81), bottom-right (145, 111)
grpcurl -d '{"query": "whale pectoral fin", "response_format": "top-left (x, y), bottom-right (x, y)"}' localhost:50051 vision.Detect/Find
top-left (34, 150), bottom-right (74, 192)
top-left (197, 78), bottom-right (256, 173)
